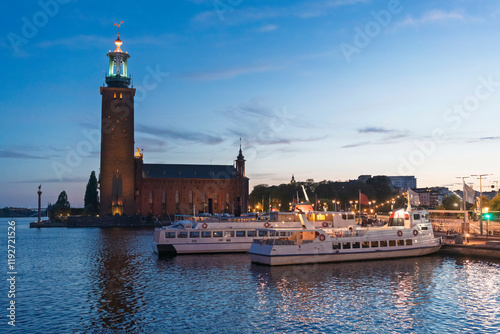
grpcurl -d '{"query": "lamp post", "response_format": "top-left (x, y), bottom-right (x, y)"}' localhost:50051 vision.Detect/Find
top-left (332, 200), bottom-right (336, 211)
top-left (349, 200), bottom-right (353, 212)
top-left (37, 185), bottom-right (42, 223)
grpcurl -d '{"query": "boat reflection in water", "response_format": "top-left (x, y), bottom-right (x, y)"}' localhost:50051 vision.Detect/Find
top-left (249, 255), bottom-right (445, 332)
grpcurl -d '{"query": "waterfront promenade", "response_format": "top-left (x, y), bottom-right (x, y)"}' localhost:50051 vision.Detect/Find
top-left (436, 232), bottom-right (500, 260)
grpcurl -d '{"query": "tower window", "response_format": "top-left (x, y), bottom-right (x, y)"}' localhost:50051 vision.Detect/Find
top-left (114, 93), bottom-right (116, 99)
top-left (120, 93), bottom-right (123, 99)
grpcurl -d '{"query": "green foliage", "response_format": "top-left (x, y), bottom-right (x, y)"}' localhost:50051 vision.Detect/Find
top-left (249, 178), bottom-right (398, 212)
top-left (441, 194), bottom-right (460, 210)
top-left (50, 190), bottom-right (71, 219)
top-left (84, 171), bottom-right (99, 216)
top-left (489, 194), bottom-right (500, 211)
top-left (474, 195), bottom-right (491, 210)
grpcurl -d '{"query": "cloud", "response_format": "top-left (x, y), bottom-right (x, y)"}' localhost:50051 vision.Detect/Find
top-left (465, 136), bottom-right (500, 143)
top-left (255, 24), bottom-right (278, 33)
top-left (0, 149), bottom-right (50, 160)
top-left (341, 141), bottom-right (372, 148)
top-left (192, 0), bottom-right (369, 25)
top-left (397, 9), bottom-right (464, 27)
top-left (136, 124), bottom-right (224, 145)
top-left (13, 176), bottom-right (88, 184)
top-left (181, 64), bottom-right (279, 81)
top-left (216, 96), bottom-right (275, 119)
top-left (36, 33), bottom-right (176, 49)
top-left (357, 126), bottom-right (397, 134)
top-left (341, 130), bottom-right (409, 148)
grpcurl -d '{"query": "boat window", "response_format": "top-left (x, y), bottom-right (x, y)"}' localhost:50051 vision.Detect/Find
top-left (178, 232), bottom-right (188, 238)
top-left (236, 231), bottom-right (246, 237)
top-left (202, 231), bottom-right (211, 238)
top-left (352, 242), bottom-right (360, 249)
top-left (269, 231), bottom-right (278, 237)
top-left (388, 218), bottom-right (405, 226)
top-left (189, 231), bottom-right (200, 238)
top-left (258, 231), bottom-right (268, 237)
top-left (406, 239), bottom-right (413, 245)
top-left (247, 230), bottom-right (256, 237)
top-left (380, 240), bottom-right (387, 247)
top-left (213, 231), bottom-right (223, 238)
top-left (342, 214), bottom-right (347, 220)
top-left (348, 214), bottom-right (355, 220)
top-left (165, 232), bottom-right (176, 238)
top-left (362, 241), bottom-right (370, 248)
top-left (332, 243), bottom-right (341, 249)
top-left (413, 214), bottom-right (420, 220)
top-left (421, 226), bottom-right (428, 230)
top-left (342, 242), bottom-right (351, 249)
top-left (371, 241), bottom-right (379, 247)
top-left (224, 231), bottom-right (234, 238)
top-left (389, 240), bottom-right (396, 246)
top-left (280, 232), bottom-right (288, 237)
top-left (397, 240), bottom-right (404, 246)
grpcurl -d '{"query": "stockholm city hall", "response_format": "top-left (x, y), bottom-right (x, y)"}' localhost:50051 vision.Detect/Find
top-left (99, 28), bottom-right (249, 217)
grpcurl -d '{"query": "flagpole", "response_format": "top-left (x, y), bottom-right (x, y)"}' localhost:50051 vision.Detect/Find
top-left (358, 190), bottom-right (361, 224)
top-left (457, 176), bottom-right (470, 237)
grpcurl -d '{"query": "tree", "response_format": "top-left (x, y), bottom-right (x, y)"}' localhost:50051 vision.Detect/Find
top-left (442, 194), bottom-right (461, 210)
top-left (474, 195), bottom-right (491, 210)
top-left (490, 194), bottom-right (500, 211)
top-left (50, 191), bottom-right (71, 219)
top-left (84, 171), bottom-right (99, 216)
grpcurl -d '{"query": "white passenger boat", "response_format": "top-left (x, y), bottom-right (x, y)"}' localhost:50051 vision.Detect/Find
top-left (152, 211), bottom-right (358, 255)
top-left (248, 209), bottom-right (442, 266)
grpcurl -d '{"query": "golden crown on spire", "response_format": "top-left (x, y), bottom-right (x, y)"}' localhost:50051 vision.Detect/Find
top-left (113, 21), bottom-right (124, 52)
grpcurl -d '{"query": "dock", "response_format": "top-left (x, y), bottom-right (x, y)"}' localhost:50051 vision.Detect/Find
top-left (29, 216), bottom-right (162, 228)
top-left (437, 232), bottom-right (500, 260)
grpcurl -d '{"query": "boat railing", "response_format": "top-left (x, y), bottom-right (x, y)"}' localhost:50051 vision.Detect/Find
top-left (327, 230), bottom-right (361, 238)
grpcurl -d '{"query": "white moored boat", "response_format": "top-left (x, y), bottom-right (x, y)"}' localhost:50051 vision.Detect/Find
top-left (152, 211), bottom-right (358, 255)
top-left (248, 209), bottom-right (442, 266)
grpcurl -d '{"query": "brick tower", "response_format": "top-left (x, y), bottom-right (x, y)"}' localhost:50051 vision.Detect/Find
top-left (100, 25), bottom-right (136, 216)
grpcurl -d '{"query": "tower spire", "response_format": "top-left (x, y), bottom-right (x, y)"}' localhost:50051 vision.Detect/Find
top-left (237, 138), bottom-right (244, 160)
top-left (105, 21), bottom-right (131, 88)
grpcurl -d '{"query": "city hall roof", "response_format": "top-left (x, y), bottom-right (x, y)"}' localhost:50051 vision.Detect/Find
top-left (142, 164), bottom-right (238, 179)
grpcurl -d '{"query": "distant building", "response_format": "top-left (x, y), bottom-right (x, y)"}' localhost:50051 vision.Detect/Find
top-left (357, 175), bottom-right (417, 190)
top-left (387, 176), bottom-right (417, 190)
top-left (414, 187), bottom-right (450, 209)
top-left (99, 32), bottom-right (248, 216)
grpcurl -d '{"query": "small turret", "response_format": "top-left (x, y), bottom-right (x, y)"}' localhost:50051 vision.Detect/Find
top-left (235, 139), bottom-right (245, 178)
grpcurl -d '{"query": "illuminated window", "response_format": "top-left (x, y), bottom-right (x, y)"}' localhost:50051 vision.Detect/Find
top-left (114, 93), bottom-right (116, 99)
top-left (120, 93), bottom-right (123, 99)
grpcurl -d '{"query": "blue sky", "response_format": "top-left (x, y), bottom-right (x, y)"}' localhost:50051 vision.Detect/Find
top-left (1, 0), bottom-right (500, 207)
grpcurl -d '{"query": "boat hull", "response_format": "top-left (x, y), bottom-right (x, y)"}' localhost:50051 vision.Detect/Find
top-left (153, 241), bottom-right (252, 255)
top-left (249, 244), bottom-right (442, 266)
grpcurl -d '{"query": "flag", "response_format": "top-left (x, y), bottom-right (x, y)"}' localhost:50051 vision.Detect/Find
top-left (359, 192), bottom-right (369, 205)
top-left (464, 183), bottom-right (475, 204)
top-left (408, 189), bottom-right (420, 206)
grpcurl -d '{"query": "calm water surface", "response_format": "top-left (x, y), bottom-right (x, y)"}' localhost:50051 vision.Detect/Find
top-left (1, 218), bottom-right (499, 333)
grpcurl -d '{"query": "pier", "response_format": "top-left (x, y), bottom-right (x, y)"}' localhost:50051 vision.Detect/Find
top-left (436, 232), bottom-right (500, 260)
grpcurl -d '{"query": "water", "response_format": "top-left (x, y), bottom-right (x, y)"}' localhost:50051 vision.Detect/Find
top-left (1, 218), bottom-right (499, 333)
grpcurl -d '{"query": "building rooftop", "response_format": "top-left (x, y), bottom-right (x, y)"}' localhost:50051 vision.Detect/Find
top-left (142, 164), bottom-right (238, 179)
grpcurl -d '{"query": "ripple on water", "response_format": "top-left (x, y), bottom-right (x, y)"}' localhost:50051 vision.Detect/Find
top-left (2, 220), bottom-right (499, 333)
